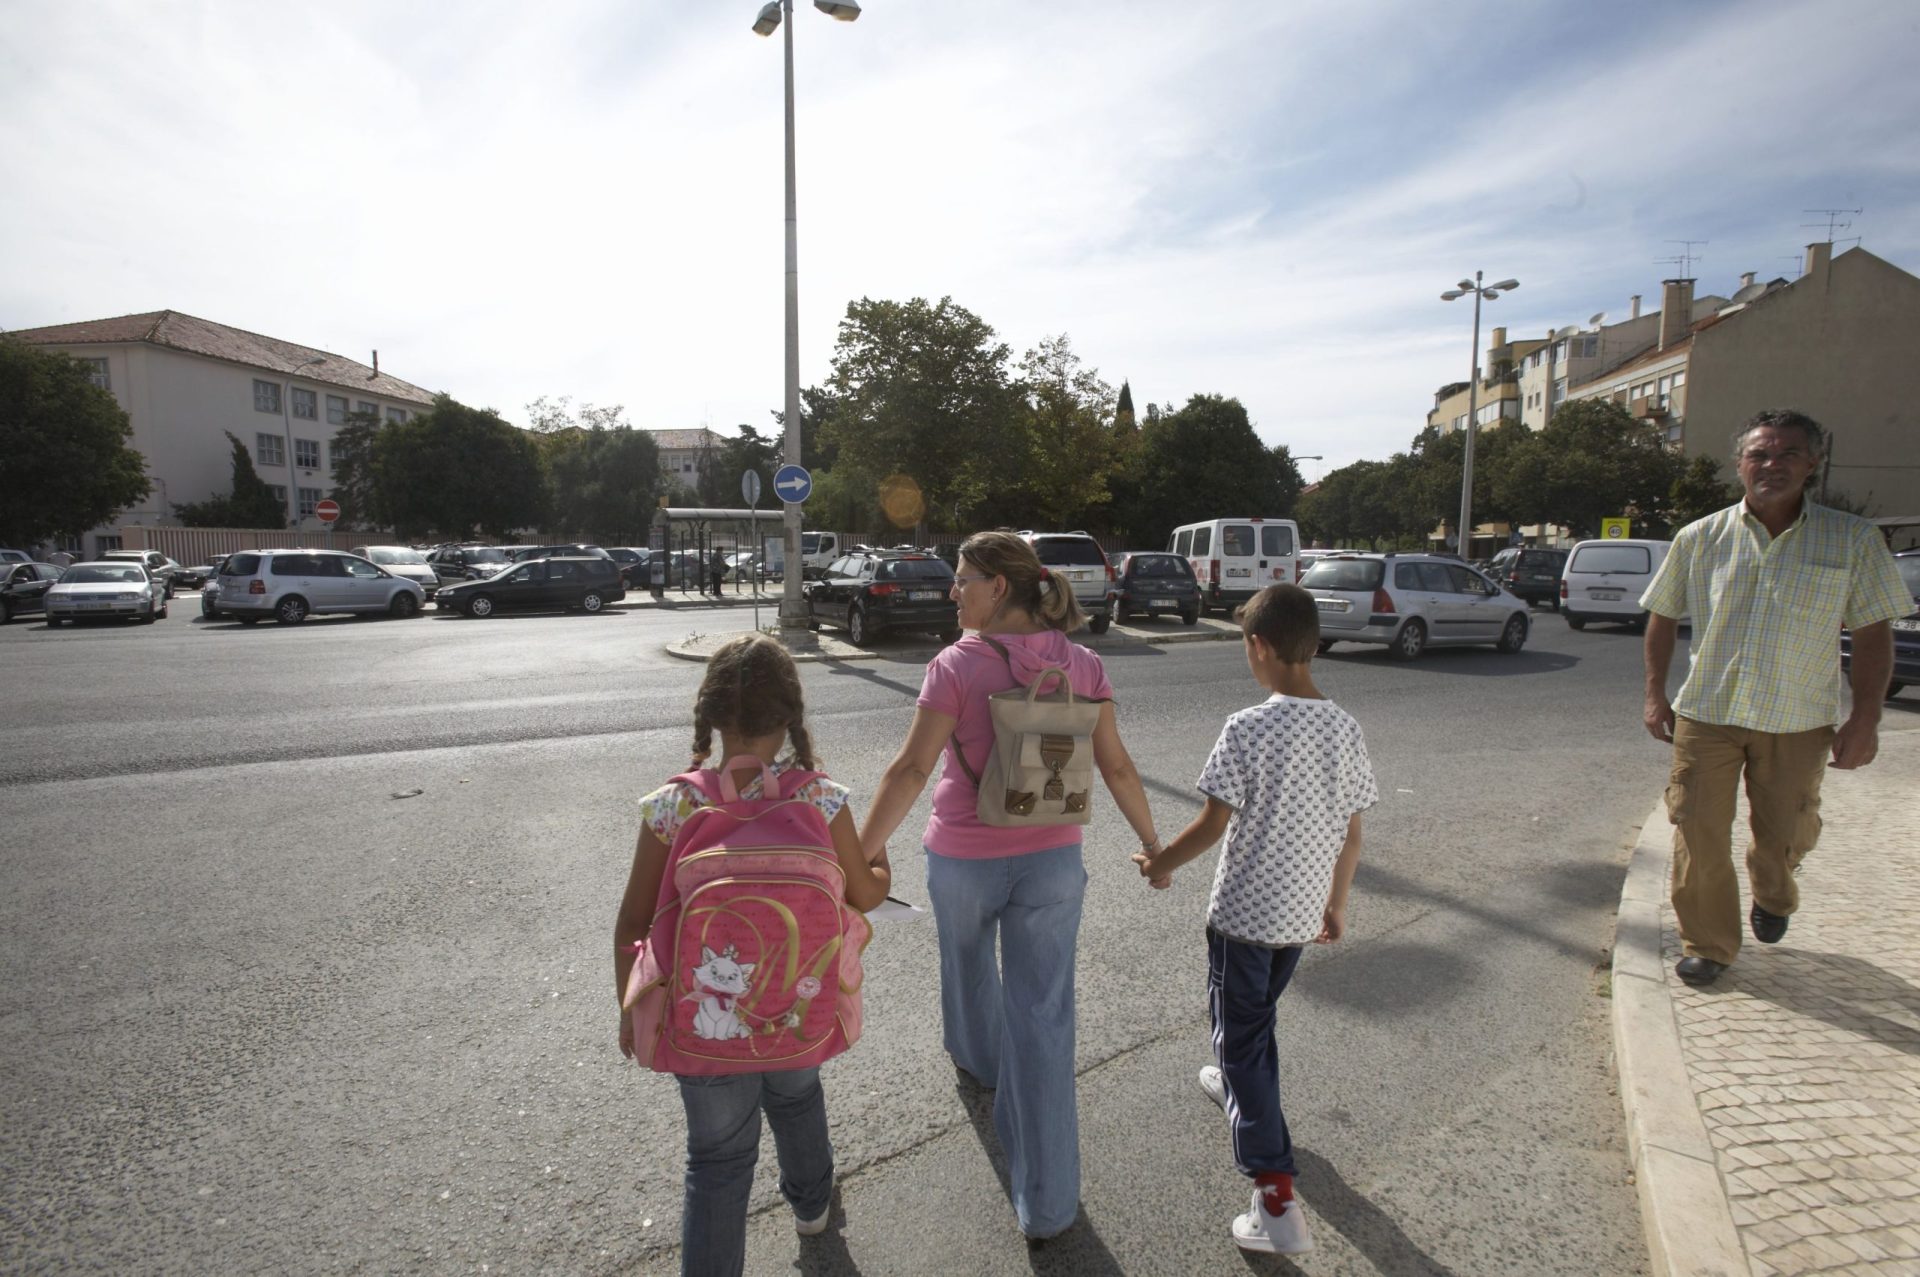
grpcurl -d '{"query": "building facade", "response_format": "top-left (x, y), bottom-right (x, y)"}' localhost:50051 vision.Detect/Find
top-left (8, 310), bottom-right (436, 554)
top-left (646, 428), bottom-right (727, 487)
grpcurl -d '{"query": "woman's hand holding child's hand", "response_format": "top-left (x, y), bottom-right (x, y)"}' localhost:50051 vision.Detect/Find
top-left (1131, 846), bottom-right (1173, 890)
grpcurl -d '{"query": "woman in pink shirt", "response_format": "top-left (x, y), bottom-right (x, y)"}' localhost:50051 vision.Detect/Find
top-left (858, 531), bottom-right (1161, 1240)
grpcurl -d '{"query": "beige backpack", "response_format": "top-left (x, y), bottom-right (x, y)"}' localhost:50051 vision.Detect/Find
top-left (947, 637), bottom-right (1105, 827)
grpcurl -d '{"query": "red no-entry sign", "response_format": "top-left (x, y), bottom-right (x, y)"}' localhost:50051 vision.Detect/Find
top-left (315, 499), bottom-right (340, 524)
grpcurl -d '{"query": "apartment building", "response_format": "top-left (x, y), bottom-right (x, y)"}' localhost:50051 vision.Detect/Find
top-left (8, 310), bottom-right (436, 553)
top-left (647, 428), bottom-right (727, 486)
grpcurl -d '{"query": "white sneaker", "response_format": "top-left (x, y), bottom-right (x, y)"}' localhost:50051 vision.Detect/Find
top-left (1232, 1188), bottom-right (1312, 1255)
top-left (795, 1206), bottom-right (831, 1237)
top-left (1197, 1064), bottom-right (1227, 1112)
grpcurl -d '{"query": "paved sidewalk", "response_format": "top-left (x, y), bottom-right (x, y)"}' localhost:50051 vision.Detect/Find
top-left (1612, 724), bottom-right (1920, 1276)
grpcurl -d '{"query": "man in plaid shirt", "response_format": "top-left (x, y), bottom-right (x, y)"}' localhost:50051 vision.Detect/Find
top-left (1640, 409), bottom-right (1909, 986)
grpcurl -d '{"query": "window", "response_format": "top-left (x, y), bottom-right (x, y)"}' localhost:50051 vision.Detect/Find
top-left (344, 557), bottom-right (383, 579)
top-left (1192, 528), bottom-right (1211, 556)
top-left (326, 394), bottom-right (348, 424)
top-left (255, 433), bottom-right (285, 466)
top-left (1173, 529), bottom-right (1192, 557)
top-left (254, 379), bottom-right (282, 413)
top-left (297, 488), bottom-right (323, 517)
top-left (295, 438), bottom-right (320, 469)
top-left (1221, 526), bottom-right (1255, 556)
top-left (1445, 565), bottom-right (1489, 594)
top-left (1552, 378), bottom-right (1567, 406)
top-left (83, 358), bottom-right (110, 390)
top-left (386, 407), bottom-right (408, 423)
top-left (1581, 336), bottom-right (1599, 358)
top-left (96, 535), bottom-right (124, 555)
top-left (291, 387), bottom-right (317, 419)
top-left (356, 400), bottom-right (378, 417)
top-left (1569, 545), bottom-right (1650, 574)
top-left (1260, 525), bottom-right (1294, 556)
top-left (268, 484), bottom-right (288, 506)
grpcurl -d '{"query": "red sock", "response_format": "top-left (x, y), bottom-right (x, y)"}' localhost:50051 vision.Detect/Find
top-left (1256, 1172), bottom-right (1294, 1212)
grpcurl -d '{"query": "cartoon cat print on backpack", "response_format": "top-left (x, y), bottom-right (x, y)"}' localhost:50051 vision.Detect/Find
top-left (689, 945), bottom-right (756, 1041)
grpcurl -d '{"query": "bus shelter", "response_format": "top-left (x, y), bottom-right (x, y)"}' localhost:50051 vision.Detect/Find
top-left (648, 507), bottom-right (782, 598)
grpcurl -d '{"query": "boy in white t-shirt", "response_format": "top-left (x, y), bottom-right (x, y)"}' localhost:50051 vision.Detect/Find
top-left (1134, 583), bottom-right (1378, 1255)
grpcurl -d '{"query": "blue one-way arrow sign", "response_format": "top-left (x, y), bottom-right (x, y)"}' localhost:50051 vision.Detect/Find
top-left (773, 464), bottom-right (813, 504)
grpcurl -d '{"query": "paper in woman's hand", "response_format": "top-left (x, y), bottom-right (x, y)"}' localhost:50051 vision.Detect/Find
top-left (866, 895), bottom-right (928, 923)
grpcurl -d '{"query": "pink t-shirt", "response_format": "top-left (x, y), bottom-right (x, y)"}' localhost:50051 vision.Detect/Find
top-left (916, 630), bottom-right (1115, 859)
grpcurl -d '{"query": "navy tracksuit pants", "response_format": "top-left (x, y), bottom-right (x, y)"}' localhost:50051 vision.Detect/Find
top-left (1207, 926), bottom-right (1305, 1179)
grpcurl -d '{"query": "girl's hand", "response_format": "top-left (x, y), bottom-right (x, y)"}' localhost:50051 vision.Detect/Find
top-left (618, 1009), bottom-right (635, 1059)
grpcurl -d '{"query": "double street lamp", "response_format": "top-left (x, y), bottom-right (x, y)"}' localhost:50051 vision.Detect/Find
top-left (753, 0), bottom-right (860, 629)
top-left (1440, 272), bottom-right (1518, 559)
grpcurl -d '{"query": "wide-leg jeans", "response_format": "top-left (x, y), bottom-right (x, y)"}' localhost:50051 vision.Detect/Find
top-left (925, 842), bottom-right (1086, 1238)
top-left (675, 1067), bottom-right (833, 1277)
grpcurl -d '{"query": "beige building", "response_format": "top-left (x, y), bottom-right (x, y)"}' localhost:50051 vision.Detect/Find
top-left (647, 428), bottom-right (727, 487)
top-left (1573, 244), bottom-right (1920, 516)
top-left (8, 310), bottom-right (436, 554)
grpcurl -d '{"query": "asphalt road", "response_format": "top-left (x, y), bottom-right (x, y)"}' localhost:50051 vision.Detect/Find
top-left (0, 599), bottom-right (1663, 1275)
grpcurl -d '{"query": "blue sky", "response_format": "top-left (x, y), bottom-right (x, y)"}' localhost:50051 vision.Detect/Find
top-left (3, 0), bottom-right (1915, 481)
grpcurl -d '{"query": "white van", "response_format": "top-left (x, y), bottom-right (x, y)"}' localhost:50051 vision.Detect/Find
top-left (799, 531), bottom-right (841, 578)
top-left (1168, 518), bottom-right (1301, 614)
top-left (1560, 538), bottom-right (1674, 630)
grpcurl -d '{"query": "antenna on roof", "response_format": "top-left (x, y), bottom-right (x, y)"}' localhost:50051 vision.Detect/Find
top-left (1800, 206), bottom-right (1862, 248)
top-left (1658, 239), bottom-right (1707, 277)
top-left (1778, 255), bottom-right (1805, 280)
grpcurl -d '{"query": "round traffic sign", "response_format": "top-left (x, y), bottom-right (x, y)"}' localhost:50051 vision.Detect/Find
top-left (741, 470), bottom-right (763, 506)
top-left (314, 499), bottom-right (341, 524)
top-left (773, 464), bottom-right (813, 504)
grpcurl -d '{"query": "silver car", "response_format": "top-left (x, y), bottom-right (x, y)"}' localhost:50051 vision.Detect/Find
top-left (212, 549), bottom-right (426, 625)
top-left (1302, 553), bottom-right (1530, 660)
top-left (1018, 531), bottom-right (1114, 634)
top-left (44, 561), bottom-right (170, 626)
top-left (349, 545), bottom-right (441, 599)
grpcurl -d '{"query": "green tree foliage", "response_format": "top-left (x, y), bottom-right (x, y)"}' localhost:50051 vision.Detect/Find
top-left (1667, 455), bottom-right (1739, 530)
top-left (1109, 394), bottom-right (1298, 547)
top-left (1491, 399), bottom-right (1682, 538)
top-left (324, 410), bottom-right (388, 531)
top-left (379, 395), bottom-right (544, 540)
top-left (0, 338), bottom-right (152, 545)
top-left (545, 422), bottom-right (662, 542)
top-left (815, 297), bottom-right (1025, 534)
top-left (1015, 334), bottom-right (1116, 529)
top-left (698, 423), bottom-right (783, 510)
top-left (174, 431), bottom-right (286, 528)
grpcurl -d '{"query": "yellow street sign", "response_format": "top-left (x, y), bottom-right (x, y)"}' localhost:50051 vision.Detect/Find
top-left (1601, 517), bottom-right (1631, 540)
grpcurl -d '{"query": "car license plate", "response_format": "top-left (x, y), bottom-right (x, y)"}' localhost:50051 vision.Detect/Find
top-left (81, 601), bottom-right (112, 610)
top-left (1152, 598), bottom-right (1175, 607)
top-left (1226, 567), bottom-right (1251, 578)
top-left (1590, 589), bottom-right (1622, 601)
top-left (909, 590), bottom-right (941, 601)
top-left (1315, 599), bottom-right (1350, 613)
top-left (1893, 617), bottom-right (1920, 632)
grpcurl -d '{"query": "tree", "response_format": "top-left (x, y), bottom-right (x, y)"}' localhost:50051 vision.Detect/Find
top-left (174, 431), bottom-right (287, 528)
top-left (1109, 394), bottom-right (1295, 547)
top-left (325, 410), bottom-right (388, 531)
top-left (1014, 334), bottom-right (1117, 530)
top-left (1667, 455), bottom-right (1738, 530)
top-left (0, 338), bottom-right (152, 546)
top-left (378, 395), bottom-right (545, 540)
top-left (1492, 399), bottom-right (1682, 538)
top-left (545, 424), bottom-right (663, 542)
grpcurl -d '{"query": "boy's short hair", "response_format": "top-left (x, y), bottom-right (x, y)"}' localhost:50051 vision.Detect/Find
top-left (1236, 583), bottom-right (1321, 663)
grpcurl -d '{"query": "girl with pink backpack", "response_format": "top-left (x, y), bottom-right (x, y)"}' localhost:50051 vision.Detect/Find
top-left (614, 635), bottom-right (891, 1277)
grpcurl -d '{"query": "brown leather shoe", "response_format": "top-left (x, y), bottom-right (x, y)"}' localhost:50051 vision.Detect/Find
top-left (1676, 956), bottom-right (1728, 986)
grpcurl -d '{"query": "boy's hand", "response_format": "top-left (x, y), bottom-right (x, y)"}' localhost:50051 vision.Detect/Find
top-left (1315, 905), bottom-right (1345, 944)
top-left (1130, 851), bottom-right (1173, 889)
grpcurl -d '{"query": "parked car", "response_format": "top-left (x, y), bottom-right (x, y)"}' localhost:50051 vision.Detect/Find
top-left (1301, 552), bottom-right (1530, 660)
top-left (43, 561), bottom-right (169, 626)
top-left (607, 547), bottom-right (650, 586)
top-left (0, 562), bottom-right (65, 623)
top-left (0, 548), bottom-right (31, 564)
top-left (1168, 517), bottom-right (1302, 611)
top-left (1842, 549), bottom-right (1920, 699)
top-left (1487, 546), bottom-right (1570, 609)
top-left (348, 545), bottom-right (442, 599)
top-left (1110, 551), bottom-right (1201, 625)
top-left (512, 543), bottom-right (612, 563)
top-left (1559, 538), bottom-right (1674, 631)
top-left (101, 548), bottom-right (180, 598)
top-left (427, 543), bottom-right (512, 582)
top-left (1018, 531), bottom-right (1114, 634)
top-left (435, 556), bottom-right (625, 617)
top-left (804, 549), bottom-right (960, 645)
top-left (214, 549), bottom-right (426, 625)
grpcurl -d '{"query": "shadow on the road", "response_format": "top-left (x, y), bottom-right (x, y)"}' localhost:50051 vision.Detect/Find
top-left (1245, 1148), bottom-right (1461, 1277)
top-left (818, 660), bottom-right (929, 699)
top-left (425, 608), bottom-right (625, 622)
top-left (1732, 948), bottom-right (1920, 1058)
top-left (1319, 646), bottom-right (1579, 676)
top-left (1296, 938), bottom-right (1481, 1017)
top-left (951, 1072), bottom-right (1126, 1276)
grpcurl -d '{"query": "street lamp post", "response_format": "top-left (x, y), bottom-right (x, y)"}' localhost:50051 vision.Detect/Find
top-left (280, 355), bottom-right (327, 532)
top-left (1439, 273), bottom-right (1517, 559)
top-left (754, 0), bottom-right (859, 630)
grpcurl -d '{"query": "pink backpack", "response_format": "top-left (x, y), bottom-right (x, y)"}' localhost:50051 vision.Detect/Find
top-left (623, 759), bottom-right (870, 1075)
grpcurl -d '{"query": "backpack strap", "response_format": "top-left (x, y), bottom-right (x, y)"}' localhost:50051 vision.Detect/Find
top-left (945, 638), bottom-right (1018, 789)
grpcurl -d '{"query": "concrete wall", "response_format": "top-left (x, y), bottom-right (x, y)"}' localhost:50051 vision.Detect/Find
top-left (1684, 247), bottom-right (1920, 516)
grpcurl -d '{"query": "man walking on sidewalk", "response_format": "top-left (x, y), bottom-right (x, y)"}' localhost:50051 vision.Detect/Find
top-left (1641, 409), bottom-right (1909, 986)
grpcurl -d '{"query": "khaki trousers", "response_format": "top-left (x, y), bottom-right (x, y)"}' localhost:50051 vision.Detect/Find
top-left (1665, 717), bottom-right (1834, 965)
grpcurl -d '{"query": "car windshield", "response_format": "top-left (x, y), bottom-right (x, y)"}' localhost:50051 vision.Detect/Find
top-left (1519, 551), bottom-right (1566, 569)
top-left (368, 548), bottom-right (428, 566)
top-left (1127, 555), bottom-right (1189, 578)
top-left (878, 558), bottom-right (954, 581)
top-left (1570, 545), bottom-right (1651, 573)
top-left (1301, 559), bottom-right (1384, 591)
top-left (1031, 538), bottom-right (1107, 567)
top-left (465, 548), bottom-right (508, 564)
top-left (63, 566), bottom-right (144, 584)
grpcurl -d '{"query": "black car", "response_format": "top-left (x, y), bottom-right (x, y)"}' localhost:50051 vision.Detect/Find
top-left (607, 547), bottom-right (650, 586)
top-left (1487, 546), bottom-right (1570, 608)
top-left (805, 549), bottom-right (960, 645)
top-left (1111, 551), bottom-right (1201, 625)
top-left (435, 556), bottom-right (626, 617)
top-left (427, 543), bottom-right (512, 582)
top-left (1842, 549), bottom-right (1920, 699)
top-left (0, 562), bottom-right (64, 623)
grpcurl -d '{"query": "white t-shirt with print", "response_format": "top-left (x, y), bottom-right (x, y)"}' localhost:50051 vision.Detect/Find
top-left (638, 760), bottom-right (850, 846)
top-left (1195, 695), bottom-right (1378, 947)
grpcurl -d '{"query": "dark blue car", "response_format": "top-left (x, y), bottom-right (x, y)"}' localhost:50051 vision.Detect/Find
top-left (1841, 549), bottom-right (1920, 699)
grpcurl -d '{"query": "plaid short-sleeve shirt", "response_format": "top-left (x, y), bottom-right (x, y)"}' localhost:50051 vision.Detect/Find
top-left (1641, 500), bottom-right (1910, 733)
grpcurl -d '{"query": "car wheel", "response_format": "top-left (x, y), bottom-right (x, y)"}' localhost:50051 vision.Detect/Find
top-left (1390, 619), bottom-right (1427, 660)
top-left (157, 598), bottom-right (169, 620)
top-left (237, 615), bottom-right (261, 626)
top-left (1181, 608), bottom-right (1199, 626)
top-left (806, 618), bottom-right (820, 632)
top-left (1886, 681), bottom-right (1906, 698)
top-left (1115, 602), bottom-right (1131, 623)
top-left (467, 594), bottom-right (496, 618)
top-left (1496, 613), bottom-right (1528, 654)
top-left (847, 605), bottom-right (871, 646)
top-left (1548, 596), bottom-right (1560, 612)
top-left (581, 591), bottom-right (604, 613)
top-left (44, 614), bottom-right (60, 628)
top-left (138, 607), bottom-right (157, 625)
top-left (1565, 613), bottom-right (1586, 631)
top-left (274, 596), bottom-right (308, 625)
top-left (1628, 612), bottom-right (1649, 633)
top-left (388, 592), bottom-right (419, 619)
top-left (1318, 639), bottom-right (1335, 654)
top-left (0, 599), bottom-right (9, 624)
top-left (1088, 614), bottom-right (1111, 635)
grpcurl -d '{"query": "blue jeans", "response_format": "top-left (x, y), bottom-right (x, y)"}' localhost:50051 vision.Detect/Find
top-left (676, 1068), bottom-right (833, 1277)
top-left (1208, 927), bottom-right (1305, 1179)
top-left (925, 842), bottom-right (1086, 1237)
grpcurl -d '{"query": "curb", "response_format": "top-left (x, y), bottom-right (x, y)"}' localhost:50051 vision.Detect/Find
top-left (664, 622), bottom-right (1241, 664)
top-left (1611, 800), bottom-right (1750, 1277)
